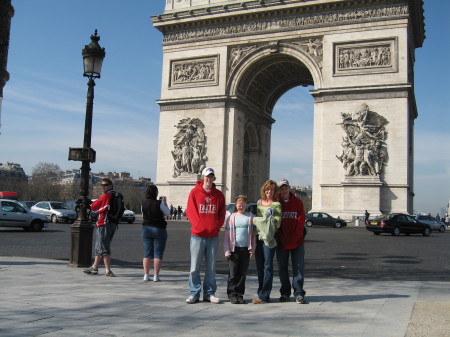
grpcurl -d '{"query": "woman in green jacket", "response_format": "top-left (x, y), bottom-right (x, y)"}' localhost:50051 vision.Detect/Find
top-left (252, 179), bottom-right (281, 304)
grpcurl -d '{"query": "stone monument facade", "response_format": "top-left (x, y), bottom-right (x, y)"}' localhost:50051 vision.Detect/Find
top-left (153, 0), bottom-right (425, 218)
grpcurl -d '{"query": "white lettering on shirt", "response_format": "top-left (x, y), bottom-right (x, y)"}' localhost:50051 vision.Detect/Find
top-left (199, 204), bottom-right (217, 214)
top-left (282, 211), bottom-right (298, 219)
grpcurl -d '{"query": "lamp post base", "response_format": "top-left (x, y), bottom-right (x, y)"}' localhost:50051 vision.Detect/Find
top-left (68, 219), bottom-right (94, 268)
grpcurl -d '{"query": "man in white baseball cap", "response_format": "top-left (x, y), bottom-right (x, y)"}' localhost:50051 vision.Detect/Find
top-left (185, 167), bottom-right (226, 304)
top-left (276, 178), bottom-right (308, 304)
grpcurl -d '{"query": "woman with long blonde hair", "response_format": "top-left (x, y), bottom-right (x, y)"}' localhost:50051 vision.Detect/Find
top-left (251, 180), bottom-right (281, 304)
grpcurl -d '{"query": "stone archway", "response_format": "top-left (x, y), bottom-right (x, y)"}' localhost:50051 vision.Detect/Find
top-left (153, 0), bottom-right (425, 218)
top-left (224, 44), bottom-right (318, 202)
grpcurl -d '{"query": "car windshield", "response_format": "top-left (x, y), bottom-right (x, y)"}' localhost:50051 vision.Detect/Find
top-left (50, 202), bottom-right (68, 210)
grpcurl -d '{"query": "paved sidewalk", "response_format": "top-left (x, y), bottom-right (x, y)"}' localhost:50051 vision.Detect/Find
top-left (1, 256), bottom-right (449, 337)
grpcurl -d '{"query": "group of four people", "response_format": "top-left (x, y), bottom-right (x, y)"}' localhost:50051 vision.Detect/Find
top-left (84, 167), bottom-right (308, 305)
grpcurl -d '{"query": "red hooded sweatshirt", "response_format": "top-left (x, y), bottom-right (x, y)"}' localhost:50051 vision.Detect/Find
top-left (277, 192), bottom-right (306, 250)
top-left (186, 181), bottom-right (226, 238)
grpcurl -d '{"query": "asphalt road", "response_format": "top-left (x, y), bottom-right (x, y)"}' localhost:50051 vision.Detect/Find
top-left (1, 217), bottom-right (450, 281)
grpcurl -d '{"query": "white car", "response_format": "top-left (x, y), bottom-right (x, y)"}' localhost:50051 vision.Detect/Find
top-left (415, 215), bottom-right (446, 233)
top-left (121, 209), bottom-right (135, 224)
top-left (31, 201), bottom-right (78, 224)
top-left (0, 199), bottom-right (48, 231)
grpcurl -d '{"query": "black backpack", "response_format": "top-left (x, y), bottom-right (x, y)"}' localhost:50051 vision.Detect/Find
top-left (108, 191), bottom-right (125, 224)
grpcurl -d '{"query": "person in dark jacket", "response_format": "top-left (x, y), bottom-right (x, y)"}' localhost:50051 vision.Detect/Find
top-left (141, 185), bottom-right (170, 282)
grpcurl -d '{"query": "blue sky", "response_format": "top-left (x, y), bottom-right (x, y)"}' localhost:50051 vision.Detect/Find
top-left (2, 1), bottom-right (449, 214)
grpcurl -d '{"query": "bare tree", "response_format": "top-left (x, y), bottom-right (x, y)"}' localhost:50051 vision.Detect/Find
top-left (28, 162), bottom-right (63, 201)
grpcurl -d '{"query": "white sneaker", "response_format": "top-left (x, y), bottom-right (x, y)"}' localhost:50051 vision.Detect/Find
top-left (153, 274), bottom-right (160, 282)
top-left (186, 296), bottom-right (199, 304)
top-left (143, 274), bottom-right (150, 281)
top-left (204, 295), bottom-right (220, 304)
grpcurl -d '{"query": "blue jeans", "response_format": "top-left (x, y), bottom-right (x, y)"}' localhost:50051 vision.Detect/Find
top-left (141, 226), bottom-right (167, 259)
top-left (276, 244), bottom-right (306, 297)
top-left (254, 240), bottom-right (276, 302)
top-left (189, 235), bottom-right (218, 298)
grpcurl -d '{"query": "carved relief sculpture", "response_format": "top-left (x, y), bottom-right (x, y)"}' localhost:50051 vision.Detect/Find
top-left (172, 118), bottom-right (207, 178)
top-left (170, 56), bottom-right (218, 88)
top-left (293, 38), bottom-right (323, 68)
top-left (229, 45), bottom-right (256, 71)
top-left (334, 38), bottom-right (397, 76)
top-left (336, 104), bottom-right (389, 176)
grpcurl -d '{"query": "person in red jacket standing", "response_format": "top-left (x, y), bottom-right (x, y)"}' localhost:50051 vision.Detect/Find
top-left (83, 178), bottom-right (118, 277)
top-left (276, 178), bottom-right (308, 304)
top-left (185, 167), bottom-right (226, 304)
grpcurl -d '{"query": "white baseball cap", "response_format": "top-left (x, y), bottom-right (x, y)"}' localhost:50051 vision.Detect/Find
top-left (278, 178), bottom-right (290, 187)
top-left (201, 167), bottom-right (215, 176)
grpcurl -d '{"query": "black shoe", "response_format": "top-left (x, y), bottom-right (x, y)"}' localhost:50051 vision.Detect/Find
top-left (230, 297), bottom-right (238, 304)
top-left (237, 296), bottom-right (246, 304)
top-left (296, 296), bottom-right (309, 304)
top-left (279, 295), bottom-right (290, 302)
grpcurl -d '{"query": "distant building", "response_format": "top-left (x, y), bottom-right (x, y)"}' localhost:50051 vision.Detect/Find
top-left (0, 162), bottom-right (27, 196)
top-left (0, 162), bottom-right (27, 181)
top-left (57, 169), bottom-right (152, 188)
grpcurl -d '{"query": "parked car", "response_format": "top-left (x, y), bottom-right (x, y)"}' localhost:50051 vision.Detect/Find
top-left (121, 209), bottom-right (135, 224)
top-left (31, 201), bottom-right (78, 224)
top-left (0, 199), bottom-right (48, 231)
top-left (415, 215), bottom-right (446, 232)
top-left (19, 201), bottom-right (36, 209)
top-left (366, 213), bottom-right (431, 236)
top-left (305, 212), bottom-right (347, 228)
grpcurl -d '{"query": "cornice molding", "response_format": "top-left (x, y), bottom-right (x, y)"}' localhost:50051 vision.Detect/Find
top-left (153, 1), bottom-right (424, 49)
top-left (155, 2), bottom-right (411, 46)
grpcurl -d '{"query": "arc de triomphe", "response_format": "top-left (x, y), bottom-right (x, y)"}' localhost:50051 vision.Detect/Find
top-left (152, 0), bottom-right (424, 218)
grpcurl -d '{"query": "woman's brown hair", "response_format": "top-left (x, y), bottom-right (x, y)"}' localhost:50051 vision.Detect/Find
top-left (260, 179), bottom-right (278, 201)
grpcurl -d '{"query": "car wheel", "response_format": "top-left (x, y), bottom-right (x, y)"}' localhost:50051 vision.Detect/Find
top-left (51, 214), bottom-right (58, 223)
top-left (306, 220), bottom-right (313, 227)
top-left (30, 221), bottom-right (42, 232)
top-left (439, 225), bottom-right (445, 233)
top-left (423, 227), bottom-right (431, 237)
top-left (373, 232), bottom-right (381, 235)
top-left (334, 222), bottom-right (342, 228)
top-left (392, 227), bottom-right (400, 236)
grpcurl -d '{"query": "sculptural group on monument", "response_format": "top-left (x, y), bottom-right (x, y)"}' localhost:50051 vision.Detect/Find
top-left (171, 118), bottom-right (207, 178)
top-left (336, 104), bottom-right (389, 177)
top-left (338, 46), bottom-right (391, 69)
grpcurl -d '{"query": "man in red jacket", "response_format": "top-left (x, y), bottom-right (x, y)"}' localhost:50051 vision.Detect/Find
top-left (83, 178), bottom-right (118, 277)
top-left (185, 167), bottom-right (226, 304)
top-left (276, 178), bottom-right (308, 304)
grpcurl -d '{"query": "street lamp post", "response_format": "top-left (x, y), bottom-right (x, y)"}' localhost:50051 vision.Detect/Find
top-left (68, 30), bottom-right (105, 267)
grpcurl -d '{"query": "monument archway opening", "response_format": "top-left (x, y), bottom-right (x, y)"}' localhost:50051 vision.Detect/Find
top-left (270, 86), bottom-right (314, 195)
top-left (229, 52), bottom-right (315, 202)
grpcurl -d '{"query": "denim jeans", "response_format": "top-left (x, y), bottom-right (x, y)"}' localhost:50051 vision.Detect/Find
top-left (254, 239), bottom-right (276, 302)
top-left (141, 226), bottom-right (167, 259)
top-left (276, 244), bottom-right (306, 297)
top-left (189, 235), bottom-right (218, 298)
